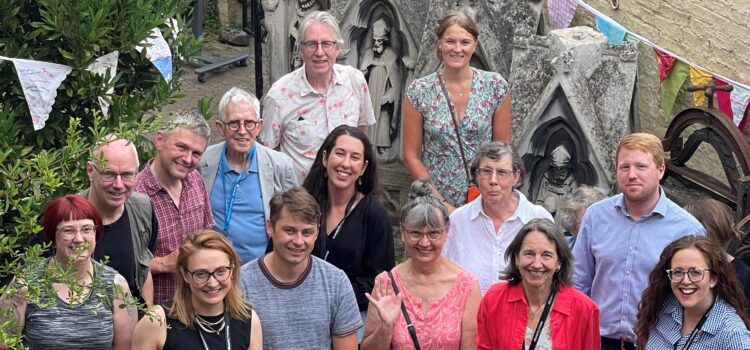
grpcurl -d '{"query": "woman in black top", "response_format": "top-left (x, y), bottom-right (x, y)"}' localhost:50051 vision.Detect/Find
top-left (133, 230), bottom-right (262, 350)
top-left (303, 125), bottom-right (396, 312)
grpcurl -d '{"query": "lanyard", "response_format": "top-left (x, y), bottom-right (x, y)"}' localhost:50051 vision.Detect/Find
top-left (323, 193), bottom-right (358, 261)
top-left (676, 298), bottom-right (715, 350)
top-left (197, 313), bottom-right (231, 350)
top-left (219, 144), bottom-right (256, 234)
top-left (523, 288), bottom-right (557, 350)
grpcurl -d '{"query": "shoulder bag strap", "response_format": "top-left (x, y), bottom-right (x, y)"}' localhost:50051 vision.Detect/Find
top-left (524, 288), bottom-right (557, 350)
top-left (387, 270), bottom-right (421, 350)
top-left (436, 72), bottom-right (472, 182)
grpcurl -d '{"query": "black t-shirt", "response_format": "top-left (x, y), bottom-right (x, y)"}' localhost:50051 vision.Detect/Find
top-left (164, 312), bottom-right (251, 350)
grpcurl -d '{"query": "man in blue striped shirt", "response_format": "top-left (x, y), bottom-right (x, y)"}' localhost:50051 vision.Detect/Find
top-left (572, 133), bottom-right (705, 350)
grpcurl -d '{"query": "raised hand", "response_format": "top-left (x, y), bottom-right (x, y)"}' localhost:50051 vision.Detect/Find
top-left (365, 273), bottom-right (404, 329)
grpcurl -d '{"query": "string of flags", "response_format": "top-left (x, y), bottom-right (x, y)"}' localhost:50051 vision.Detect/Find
top-left (548, 0), bottom-right (750, 129)
top-left (0, 27), bottom-right (173, 131)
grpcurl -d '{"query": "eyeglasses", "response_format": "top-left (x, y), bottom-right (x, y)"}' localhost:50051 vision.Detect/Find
top-left (186, 266), bottom-right (232, 284)
top-left (403, 228), bottom-right (444, 241)
top-left (476, 167), bottom-right (515, 179)
top-left (91, 165), bottom-right (136, 182)
top-left (666, 267), bottom-right (711, 283)
top-left (57, 225), bottom-right (97, 239)
top-left (222, 119), bottom-right (259, 132)
top-left (300, 40), bottom-right (337, 52)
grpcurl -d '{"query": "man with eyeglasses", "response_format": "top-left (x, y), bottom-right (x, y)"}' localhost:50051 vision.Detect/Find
top-left (260, 10), bottom-right (375, 179)
top-left (572, 133), bottom-right (705, 350)
top-left (443, 141), bottom-right (553, 294)
top-left (84, 136), bottom-right (158, 306)
top-left (200, 87), bottom-right (298, 264)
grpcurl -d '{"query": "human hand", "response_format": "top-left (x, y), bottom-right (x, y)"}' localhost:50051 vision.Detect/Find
top-left (365, 274), bottom-right (403, 329)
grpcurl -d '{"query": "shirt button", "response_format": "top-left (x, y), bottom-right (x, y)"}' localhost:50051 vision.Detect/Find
top-left (626, 270), bottom-right (631, 275)
top-left (629, 246), bottom-right (634, 251)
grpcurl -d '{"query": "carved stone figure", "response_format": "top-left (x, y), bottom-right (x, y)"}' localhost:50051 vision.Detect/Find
top-left (535, 145), bottom-right (578, 215)
top-left (289, 0), bottom-right (323, 70)
top-left (359, 19), bottom-right (402, 160)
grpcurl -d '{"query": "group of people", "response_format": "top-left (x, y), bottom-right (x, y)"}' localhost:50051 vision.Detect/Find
top-left (3, 6), bottom-right (750, 350)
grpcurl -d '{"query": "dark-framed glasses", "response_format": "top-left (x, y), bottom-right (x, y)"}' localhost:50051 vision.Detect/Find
top-left (57, 225), bottom-right (97, 239)
top-left (666, 267), bottom-right (711, 283)
top-left (403, 227), bottom-right (444, 242)
top-left (186, 266), bottom-right (232, 284)
top-left (476, 167), bottom-right (515, 179)
top-left (222, 119), bottom-right (259, 131)
top-left (300, 40), bottom-right (337, 52)
top-left (91, 165), bottom-right (136, 182)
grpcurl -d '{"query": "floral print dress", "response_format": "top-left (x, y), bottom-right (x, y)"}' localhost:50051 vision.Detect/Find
top-left (405, 68), bottom-right (509, 207)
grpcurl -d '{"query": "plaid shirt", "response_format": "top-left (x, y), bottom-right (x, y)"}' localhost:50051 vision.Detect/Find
top-left (135, 159), bottom-right (214, 304)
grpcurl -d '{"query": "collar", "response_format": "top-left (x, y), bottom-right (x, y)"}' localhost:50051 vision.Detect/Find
top-left (614, 186), bottom-right (669, 218)
top-left (220, 144), bottom-right (258, 175)
top-left (665, 295), bottom-right (723, 336)
top-left (469, 190), bottom-right (536, 223)
top-left (139, 158), bottom-right (192, 196)
top-left (506, 282), bottom-right (573, 317)
top-left (298, 64), bottom-right (344, 97)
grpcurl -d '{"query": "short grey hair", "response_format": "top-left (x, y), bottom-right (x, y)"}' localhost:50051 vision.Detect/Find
top-left (556, 186), bottom-right (607, 234)
top-left (297, 11), bottom-right (344, 48)
top-left (218, 87), bottom-right (260, 121)
top-left (400, 178), bottom-right (450, 230)
top-left (161, 110), bottom-right (211, 141)
top-left (469, 141), bottom-right (525, 188)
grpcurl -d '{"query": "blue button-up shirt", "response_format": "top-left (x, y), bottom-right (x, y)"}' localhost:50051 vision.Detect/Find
top-left (572, 188), bottom-right (705, 340)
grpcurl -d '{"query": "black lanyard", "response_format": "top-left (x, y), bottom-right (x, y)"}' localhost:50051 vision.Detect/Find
top-left (323, 193), bottom-right (358, 261)
top-left (197, 313), bottom-right (231, 350)
top-left (523, 288), bottom-right (557, 350)
top-left (675, 298), bottom-right (715, 350)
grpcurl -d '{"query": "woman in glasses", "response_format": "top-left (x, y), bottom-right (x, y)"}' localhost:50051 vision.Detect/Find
top-left (635, 236), bottom-right (750, 349)
top-left (133, 230), bottom-right (262, 350)
top-left (361, 178), bottom-right (481, 349)
top-left (403, 10), bottom-right (512, 212)
top-left (1, 194), bottom-right (137, 350)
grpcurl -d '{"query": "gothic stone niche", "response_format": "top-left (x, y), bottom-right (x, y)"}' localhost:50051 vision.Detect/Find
top-left (512, 27), bottom-right (639, 210)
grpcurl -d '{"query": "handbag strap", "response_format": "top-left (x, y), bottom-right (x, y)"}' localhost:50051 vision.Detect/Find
top-left (386, 270), bottom-right (421, 350)
top-left (436, 71), bottom-right (472, 182)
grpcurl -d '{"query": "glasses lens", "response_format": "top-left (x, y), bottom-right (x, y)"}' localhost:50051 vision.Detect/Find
top-left (688, 268), bottom-right (705, 282)
top-left (192, 271), bottom-right (210, 284)
top-left (215, 267), bottom-right (231, 281)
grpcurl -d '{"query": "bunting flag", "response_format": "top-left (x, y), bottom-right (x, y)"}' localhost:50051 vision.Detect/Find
top-left (731, 85), bottom-right (750, 130)
top-left (689, 66), bottom-right (713, 107)
top-left (661, 60), bottom-right (690, 120)
top-left (1, 56), bottom-right (72, 130)
top-left (655, 49), bottom-right (677, 83)
top-left (595, 15), bottom-right (627, 45)
top-left (136, 28), bottom-right (173, 84)
top-left (713, 77), bottom-right (734, 120)
top-left (85, 51), bottom-right (119, 117)
top-left (548, 0), bottom-right (577, 30)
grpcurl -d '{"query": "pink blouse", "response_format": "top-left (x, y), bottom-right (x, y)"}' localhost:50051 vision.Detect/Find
top-left (390, 266), bottom-right (478, 349)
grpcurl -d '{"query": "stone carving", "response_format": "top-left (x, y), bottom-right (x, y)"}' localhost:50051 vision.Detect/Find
top-left (359, 19), bottom-right (402, 160)
top-left (535, 145), bottom-right (578, 214)
top-left (289, 0), bottom-right (326, 70)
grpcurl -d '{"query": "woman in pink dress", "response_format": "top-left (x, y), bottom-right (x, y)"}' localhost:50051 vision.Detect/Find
top-left (361, 178), bottom-right (481, 350)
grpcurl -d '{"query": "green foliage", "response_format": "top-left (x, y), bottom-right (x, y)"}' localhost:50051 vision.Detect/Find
top-left (0, 0), bottom-right (201, 345)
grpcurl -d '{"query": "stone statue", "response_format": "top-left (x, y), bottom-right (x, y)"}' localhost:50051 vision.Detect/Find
top-left (535, 145), bottom-right (578, 215)
top-left (289, 0), bottom-right (323, 70)
top-left (359, 19), bottom-right (402, 160)
top-left (261, 0), bottom-right (291, 84)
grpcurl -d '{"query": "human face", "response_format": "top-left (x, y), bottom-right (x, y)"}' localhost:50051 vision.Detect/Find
top-left (616, 147), bottom-right (665, 207)
top-left (154, 128), bottom-right (207, 181)
top-left (322, 135), bottom-right (368, 192)
top-left (215, 102), bottom-right (262, 156)
top-left (55, 219), bottom-right (97, 264)
top-left (517, 231), bottom-right (560, 292)
top-left (301, 22), bottom-right (340, 80)
top-left (475, 155), bottom-right (519, 206)
top-left (184, 248), bottom-right (232, 314)
top-left (401, 216), bottom-right (447, 262)
top-left (87, 141), bottom-right (138, 212)
top-left (437, 24), bottom-right (477, 70)
top-left (670, 247), bottom-right (716, 314)
top-left (267, 208), bottom-right (318, 268)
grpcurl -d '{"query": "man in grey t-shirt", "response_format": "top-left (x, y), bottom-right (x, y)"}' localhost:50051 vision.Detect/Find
top-left (239, 187), bottom-right (362, 349)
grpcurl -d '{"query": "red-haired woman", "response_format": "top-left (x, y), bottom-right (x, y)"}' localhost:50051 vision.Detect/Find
top-left (1, 194), bottom-right (137, 350)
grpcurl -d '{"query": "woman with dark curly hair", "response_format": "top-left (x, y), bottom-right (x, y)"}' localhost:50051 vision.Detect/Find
top-left (635, 235), bottom-right (750, 349)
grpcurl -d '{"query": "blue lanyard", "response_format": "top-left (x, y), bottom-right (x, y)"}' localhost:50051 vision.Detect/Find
top-left (219, 144), bottom-right (256, 234)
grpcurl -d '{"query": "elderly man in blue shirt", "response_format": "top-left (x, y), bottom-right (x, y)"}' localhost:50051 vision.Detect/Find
top-left (572, 133), bottom-right (705, 350)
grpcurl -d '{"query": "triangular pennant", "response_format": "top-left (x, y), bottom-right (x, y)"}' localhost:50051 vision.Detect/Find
top-left (11, 58), bottom-right (72, 130)
top-left (595, 15), bottom-right (627, 45)
top-left (731, 85), bottom-right (750, 129)
top-left (655, 49), bottom-right (677, 83)
top-left (661, 60), bottom-right (690, 120)
top-left (713, 77), bottom-right (734, 120)
top-left (548, 0), bottom-right (577, 30)
top-left (136, 28), bottom-right (172, 84)
top-left (689, 66), bottom-right (713, 107)
top-left (85, 51), bottom-right (119, 117)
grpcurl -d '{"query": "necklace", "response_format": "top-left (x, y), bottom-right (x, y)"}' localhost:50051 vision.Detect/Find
top-left (438, 69), bottom-right (470, 100)
top-left (528, 303), bottom-right (543, 320)
top-left (195, 313), bottom-right (226, 334)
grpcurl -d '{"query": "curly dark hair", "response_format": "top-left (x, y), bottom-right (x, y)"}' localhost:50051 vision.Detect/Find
top-left (635, 236), bottom-right (750, 348)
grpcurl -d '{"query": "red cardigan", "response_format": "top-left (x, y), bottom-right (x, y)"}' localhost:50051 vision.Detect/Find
top-left (477, 282), bottom-right (601, 350)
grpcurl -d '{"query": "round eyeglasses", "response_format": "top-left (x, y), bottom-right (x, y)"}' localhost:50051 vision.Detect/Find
top-left (186, 266), bottom-right (232, 284)
top-left (222, 120), bottom-right (259, 131)
top-left (57, 225), bottom-right (97, 239)
top-left (666, 267), bottom-right (711, 283)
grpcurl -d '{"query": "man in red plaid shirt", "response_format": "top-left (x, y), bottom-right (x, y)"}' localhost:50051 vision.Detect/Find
top-left (135, 111), bottom-right (215, 304)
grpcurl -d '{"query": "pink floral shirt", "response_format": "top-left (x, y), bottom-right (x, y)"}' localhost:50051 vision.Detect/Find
top-left (260, 64), bottom-right (376, 179)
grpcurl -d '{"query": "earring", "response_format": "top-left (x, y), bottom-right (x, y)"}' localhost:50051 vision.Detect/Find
top-left (358, 178), bottom-right (362, 186)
